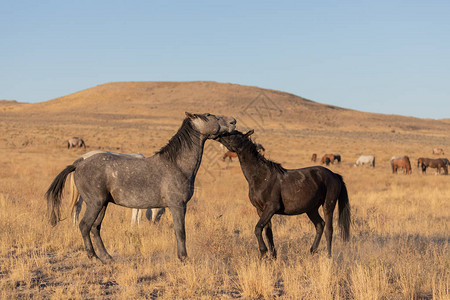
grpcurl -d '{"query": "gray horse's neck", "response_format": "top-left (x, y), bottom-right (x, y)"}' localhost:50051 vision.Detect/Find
top-left (173, 136), bottom-right (207, 179)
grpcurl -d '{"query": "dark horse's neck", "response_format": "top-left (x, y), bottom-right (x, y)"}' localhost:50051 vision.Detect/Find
top-left (156, 118), bottom-right (206, 178)
top-left (236, 138), bottom-right (286, 185)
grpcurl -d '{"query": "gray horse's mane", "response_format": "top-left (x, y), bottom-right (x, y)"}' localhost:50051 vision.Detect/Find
top-left (156, 117), bottom-right (202, 162)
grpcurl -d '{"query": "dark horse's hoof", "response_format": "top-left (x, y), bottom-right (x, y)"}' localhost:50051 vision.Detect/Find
top-left (259, 250), bottom-right (277, 260)
top-left (310, 247), bottom-right (318, 255)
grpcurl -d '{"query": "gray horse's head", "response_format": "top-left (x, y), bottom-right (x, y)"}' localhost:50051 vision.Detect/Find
top-left (185, 112), bottom-right (236, 139)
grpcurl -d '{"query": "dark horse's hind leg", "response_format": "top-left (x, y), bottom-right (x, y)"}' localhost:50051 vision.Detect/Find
top-left (90, 204), bottom-right (113, 263)
top-left (79, 203), bottom-right (104, 262)
top-left (323, 201), bottom-right (337, 258)
top-left (307, 210), bottom-right (325, 254)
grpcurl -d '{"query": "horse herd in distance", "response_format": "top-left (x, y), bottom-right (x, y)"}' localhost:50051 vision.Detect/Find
top-left (68, 137), bottom-right (448, 176)
top-left (309, 149), bottom-right (448, 175)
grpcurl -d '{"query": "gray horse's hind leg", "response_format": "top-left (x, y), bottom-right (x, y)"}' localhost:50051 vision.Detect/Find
top-left (91, 205), bottom-right (112, 262)
top-left (79, 203), bottom-right (105, 261)
top-left (169, 205), bottom-right (187, 260)
top-left (307, 209), bottom-right (325, 254)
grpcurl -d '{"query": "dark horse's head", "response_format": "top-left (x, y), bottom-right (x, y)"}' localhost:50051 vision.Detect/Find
top-left (215, 129), bottom-right (255, 153)
top-left (216, 129), bottom-right (286, 174)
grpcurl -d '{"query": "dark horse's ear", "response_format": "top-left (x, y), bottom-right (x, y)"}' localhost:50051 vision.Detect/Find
top-left (185, 112), bottom-right (196, 119)
top-left (244, 129), bottom-right (254, 137)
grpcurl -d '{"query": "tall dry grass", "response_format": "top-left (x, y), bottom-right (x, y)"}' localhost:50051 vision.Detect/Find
top-left (0, 114), bottom-right (449, 299)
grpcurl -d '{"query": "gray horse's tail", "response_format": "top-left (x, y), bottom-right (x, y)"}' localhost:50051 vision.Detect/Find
top-left (68, 173), bottom-right (81, 223)
top-left (336, 175), bottom-right (351, 241)
top-left (372, 157), bottom-right (376, 168)
top-left (45, 165), bottom-right (77, 226)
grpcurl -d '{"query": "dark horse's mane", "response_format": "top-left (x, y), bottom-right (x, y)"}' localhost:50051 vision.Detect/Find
top-left (156, 117), bottom-right (205, 162)
top-left (237, 133), bottom-right (286, 174)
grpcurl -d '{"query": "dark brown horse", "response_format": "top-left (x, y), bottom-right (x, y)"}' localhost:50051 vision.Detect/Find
top-left (390, 156), bottom-right (412, 174)
top-left (417, 158), bottom-right (448, 175)
top-left (217, 130), bottom-right (351, 258)
top-left (222, 151), bottom-right (238, 162)
top-left (311, 153), bottom-right (317, 162)
top-left (321, 154), bottom-right (341, 165)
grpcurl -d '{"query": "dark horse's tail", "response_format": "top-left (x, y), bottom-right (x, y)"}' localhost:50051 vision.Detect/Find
top-left (336, 174), bottom-right (351, 241)
top-left (45, 164), bottom-right (77, 226)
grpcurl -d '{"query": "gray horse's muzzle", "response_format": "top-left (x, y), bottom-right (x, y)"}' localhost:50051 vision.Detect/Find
top-left (211, 116), bottom-right (236, 139)
top-left (219, 116), bottom-right (237, 132)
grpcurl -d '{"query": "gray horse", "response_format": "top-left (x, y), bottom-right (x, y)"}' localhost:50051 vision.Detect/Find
top-left (67, 137), bottom-right (86, 149)
top-left (68, 150), bottom-right (165, 226)
top-left (46, 112), bottom-right (236, 263)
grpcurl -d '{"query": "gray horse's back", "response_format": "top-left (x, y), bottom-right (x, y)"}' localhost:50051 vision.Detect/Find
top-left (74, 153), bottom-right (185, 209)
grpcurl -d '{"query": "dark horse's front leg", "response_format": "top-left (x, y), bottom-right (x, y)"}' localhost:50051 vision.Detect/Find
top-left (255, 202), bottom-right (279, 258)
top-left (169, 205), bottom-right (187, 261)
top-left (265, 220), bottom-right (277, 258)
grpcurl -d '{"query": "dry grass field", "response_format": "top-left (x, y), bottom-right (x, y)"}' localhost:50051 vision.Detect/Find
top-left (0, 82), bottom-right (449, 299)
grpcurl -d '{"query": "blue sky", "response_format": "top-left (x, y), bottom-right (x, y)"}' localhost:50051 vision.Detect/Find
top-left (1, 1), bottom-right (449, 119)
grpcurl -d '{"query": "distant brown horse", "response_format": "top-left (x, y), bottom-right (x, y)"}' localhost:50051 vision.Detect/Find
top-left (311, 153), bottom-right (317, 162)
top-left (67, 137), bottom-right (86, 149)
top-left (417, 158), bottom-right (448, 175)
top-left (432, 148), bottom-right (444, 155)
top-left (321, 154), bottom-right (341, 165)
top-left (390, 156), bottom-right (412, 174)
top-left (223, 151), bottom-right (238, 162)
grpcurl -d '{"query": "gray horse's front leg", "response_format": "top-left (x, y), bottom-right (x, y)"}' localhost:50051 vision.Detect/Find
top-left (169, 205), bottom-right (187, 261)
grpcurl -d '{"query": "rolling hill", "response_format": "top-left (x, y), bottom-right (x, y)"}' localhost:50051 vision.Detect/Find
top-left (3, 81), bottom-right (449, 134)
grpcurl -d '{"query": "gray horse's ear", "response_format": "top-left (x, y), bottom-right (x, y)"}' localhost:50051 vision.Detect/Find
top-left (244, 129), bottom-right (254, 137)
top-left (185, 112), bottom-right (196, 119)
